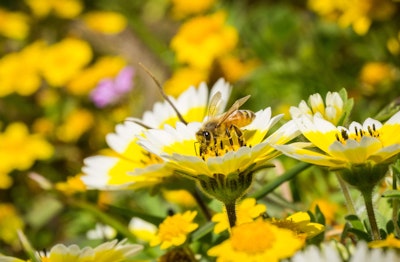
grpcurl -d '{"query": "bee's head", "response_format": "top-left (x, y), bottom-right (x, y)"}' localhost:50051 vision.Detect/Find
top-left (196, 129), bottom-right (212, 143)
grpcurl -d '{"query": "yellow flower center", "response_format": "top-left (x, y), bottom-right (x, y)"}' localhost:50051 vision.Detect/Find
top-left (335, 123), bottom-right (380, 144)
top-left (230, 220), bottom-right (276, 253)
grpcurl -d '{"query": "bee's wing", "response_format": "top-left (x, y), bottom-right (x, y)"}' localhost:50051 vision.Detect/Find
top-left (216, 95), bottom-right (251, 126)
top-left (207, 91), bottom-right (223, 118)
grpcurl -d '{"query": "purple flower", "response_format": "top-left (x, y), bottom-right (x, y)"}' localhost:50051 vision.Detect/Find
top-left (90, 66), bottom-right (135, 108)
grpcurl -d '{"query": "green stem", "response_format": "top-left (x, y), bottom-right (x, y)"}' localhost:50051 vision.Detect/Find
top-left (336, 172), bottom-right (356, 214)
top-left (361, 188), bottom-right (381, 240)
top-left (392, 169), bottom-right (400, 237)
top-left (251, 162), bottom-right (310, 200)
top-left (191, 188), bottom-right (212, 221)
top-left (225, 201), bottom-right (237, 229)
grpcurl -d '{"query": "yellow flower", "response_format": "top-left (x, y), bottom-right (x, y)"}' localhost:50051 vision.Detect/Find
top-left (212, 198), bottom-right (266, 233)
top-left (369, 233), bottom-right (400, 249)
top-left (217, 55), bottom-right (259, 83)
top-left (360, 62), bottom-right (395, 86)
top-left (0, 122), bottom-right (53, 189)
top-left (308, 0), bottom-right (396, 35)
top-left (56, 108), bottom-right (94, 142)
top-left (270, 212), bottom-right (325, 239)
top-left (387, 32), bottom-right (400, 55)
top-left (40, 38), bottom-right (92, 87)
top-left (0, 204), bottom-right (24, 246)
top-left (129, 217), bottom-right (157, 242)
top-left (310, 198), bottom-right (339, 226)
top-left (208, 219), bottom-right (304, 262)
top-left (163, 67), bottom-right (208, 96)
top-left (67, 56), bottom-right (126, 95)
top-left (55, 174), bottom-right (87, 195)
top-left (162, 189), bottom-right (197, 207)
top-left (0, 41), bottom-right (45, 97)
top-left (359, 62), bottom-right (396, 96)
top-left (82, 11), bottom-right (127, 34)
top-left (0, 8), bottom-right (29, 39)
top-left (25, 0), bottom-right (83, 19)
top-left (150, 210), bottom-right (198, 250)
top-left (170, 0), bottom-right (215, 19)
top-left (171, 11), bottom-right (238, 70)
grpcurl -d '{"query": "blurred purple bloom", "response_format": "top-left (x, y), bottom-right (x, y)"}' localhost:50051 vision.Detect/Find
top-left (90, 66), bottom-right (135, 108)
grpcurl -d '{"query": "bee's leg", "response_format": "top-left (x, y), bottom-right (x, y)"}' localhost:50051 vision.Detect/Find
top-left (232, 125), bottom-right (245, 146)
top-left (225, 126), bottom-right (235, 148)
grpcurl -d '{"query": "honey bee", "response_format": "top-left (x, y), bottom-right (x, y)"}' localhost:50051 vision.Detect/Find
top-left (196, 92), bottom-right (255, 157)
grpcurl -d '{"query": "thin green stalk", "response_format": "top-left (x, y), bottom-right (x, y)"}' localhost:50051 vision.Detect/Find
top-left (251, 162), bottom-right (310, 200)
top-left (392, 170), bottom-right (400, 237)
top-left (191, 188), bottom-right (212, 221)
top-left (225, 201), bottom-right (237, 230)
top-left (69, 200), bottom-right (137, 242)
top-left (361, 188), bottom-right (381, 240)
top-left (336, 172), bottom-right (356, 214)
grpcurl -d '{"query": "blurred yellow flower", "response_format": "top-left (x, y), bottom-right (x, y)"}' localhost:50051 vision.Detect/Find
top-left (0, 122), bottom-right (53, 189)
top-left (212, 198), bottom-right (266, 234)
top-left (359, 62), bottom-right (396, 96)
top-left (40, 38), bottom-right (92, 87)
top-left (270, 212), bottom-right (325, 239)
top-left (0, 41), bottom-right (45, 97)
top-left (0, 204), bottom-right (24, 246)
top-left (308, 0), bottom-right (396, 35)
top-left (310, 198), bottom-right (339, 226)
top-left (56, 109), bottom-right (94, 142)
top-left (217, 55), bottom-right (259, 83)
top-left (387, 32), bottom-right (400, 55)
top-left (55, 174), bottom-right (87, 195)
top-left (32, 117), bottom-right (55, 137)
top-left (150, 211), bottom-right (198, 249)
top-left (0, 8), bottom-right (29, 39)
top-left (67, 56), bottom-right (126, 95)
top-left (369, 233), bottom-right (400, 249)
top-left (162, 189), bottom-right (197, 207)
top-left (171, 11), bottom-right (238, 69)
top-left (25, 0), bottom-right (83, 19)
top-left (360, 62), bottom-right (395, 86)
top-left (83, 11), bottom-right (127, 34)
top-left (170, 0), bottom-right (215, 19)
top-left (163, 67), bottom-right (207, 96)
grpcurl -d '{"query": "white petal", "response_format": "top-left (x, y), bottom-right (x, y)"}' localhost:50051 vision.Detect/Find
top-left (385, 110), bottom-right (400, 125)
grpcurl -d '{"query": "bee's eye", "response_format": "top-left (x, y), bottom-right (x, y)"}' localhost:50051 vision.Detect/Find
top-left (203, 131), bottom-right (211, 141)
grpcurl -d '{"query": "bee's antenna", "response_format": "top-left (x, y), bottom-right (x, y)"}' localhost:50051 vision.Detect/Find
top-left (138, 63), bottom-right (188, 125)
top-left (125, 117), bottom-right (154, 129)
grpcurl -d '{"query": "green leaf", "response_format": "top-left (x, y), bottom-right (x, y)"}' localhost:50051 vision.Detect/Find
top-left (381, 190), bottom-right (400, 199)
top-left (105, 205), bottom-right (165, 225)
top-left (251, 162), bottom-right (311, 200)
top-left (345, 214), bottom-right (365, 231)
top-left (191, 221), bottom-right (215, 241)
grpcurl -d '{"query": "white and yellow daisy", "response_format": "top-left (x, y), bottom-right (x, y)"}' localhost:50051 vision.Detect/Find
top-left (81, 79), bottom-right (232, 190)
top-left (275, 111), bottom-right (400, 240)
top-left (0, 239), bottom-right (142, 262)
top-left (138, 104), bottom-right (299, 229)
top-left (274, 112), bottom-right (400, 175)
